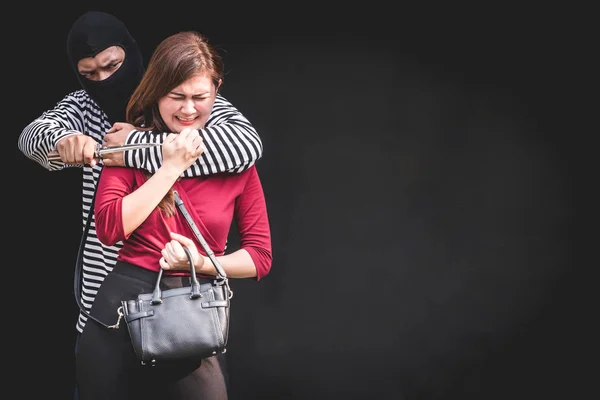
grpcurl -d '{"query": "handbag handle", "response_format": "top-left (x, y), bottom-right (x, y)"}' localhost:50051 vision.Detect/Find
top-left (151, 246), bottom-right (201, 304)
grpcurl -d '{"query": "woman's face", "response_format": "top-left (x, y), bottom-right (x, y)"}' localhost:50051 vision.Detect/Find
top-left (158, 73), bottom-right (221, 133)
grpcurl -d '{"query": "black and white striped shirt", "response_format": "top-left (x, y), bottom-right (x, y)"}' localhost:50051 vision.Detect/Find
top-left (18, 89), bottom-right (263, 333)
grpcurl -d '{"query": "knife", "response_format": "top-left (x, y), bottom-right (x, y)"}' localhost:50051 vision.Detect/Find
top-left (48, 142), bottom-right (162, 162)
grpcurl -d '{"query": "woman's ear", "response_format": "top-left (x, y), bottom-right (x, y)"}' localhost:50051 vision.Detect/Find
top-left (216, 79), bottom-right (222, 92)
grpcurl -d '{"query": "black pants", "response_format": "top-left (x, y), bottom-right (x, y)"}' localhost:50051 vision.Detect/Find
top-left (75, 261), bottom-right (229, 400)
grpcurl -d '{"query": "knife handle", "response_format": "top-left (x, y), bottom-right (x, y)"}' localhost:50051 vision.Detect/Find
top-left (47, 144), bottom-right (101, 162)
top-left (47, 151), bottom-right (63, 162)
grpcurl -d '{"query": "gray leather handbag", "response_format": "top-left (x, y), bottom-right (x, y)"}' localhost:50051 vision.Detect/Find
top-left (119, 190), bottom-right (232, 365)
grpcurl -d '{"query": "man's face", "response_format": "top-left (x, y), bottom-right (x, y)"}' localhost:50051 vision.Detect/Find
top-left (77, 45), bottom-right (125, 81)
top-left (158, 73), bottom-right (221, 133)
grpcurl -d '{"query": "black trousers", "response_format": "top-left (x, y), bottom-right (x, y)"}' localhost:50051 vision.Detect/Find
top-left (75, 261), bottom-right (229, 400)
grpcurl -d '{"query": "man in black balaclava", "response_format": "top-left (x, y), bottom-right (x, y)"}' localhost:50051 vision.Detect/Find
top-left (67, 10), bottom-right (145, 125)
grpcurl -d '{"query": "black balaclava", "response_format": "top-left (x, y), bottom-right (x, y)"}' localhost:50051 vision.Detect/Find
top-left (67, 11), bottom-right (145, 124)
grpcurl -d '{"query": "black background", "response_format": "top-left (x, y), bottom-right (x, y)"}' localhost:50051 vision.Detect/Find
top-left (7, 3), bottom-right (582, 399)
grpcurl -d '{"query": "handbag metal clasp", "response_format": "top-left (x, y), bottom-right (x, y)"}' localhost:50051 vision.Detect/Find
top-left (224, 278), bottom-right (233, 299)
top-left (107, 306), bottom-right (124, 329)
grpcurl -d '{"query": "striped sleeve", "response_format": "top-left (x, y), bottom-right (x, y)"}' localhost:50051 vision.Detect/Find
top-left (17, 90), bottom-right (92, 171)
top-left (124, 94), bottom-right (263, 175)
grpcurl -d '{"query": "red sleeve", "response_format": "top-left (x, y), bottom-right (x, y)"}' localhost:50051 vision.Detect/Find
top-left (94, 166), bottom-right (135, 246)
top-left (235, 167), bottom-right (272, 280)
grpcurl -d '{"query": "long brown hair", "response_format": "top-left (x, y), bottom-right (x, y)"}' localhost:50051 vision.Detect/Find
top-left (125, 31), bottom-right (225, 216)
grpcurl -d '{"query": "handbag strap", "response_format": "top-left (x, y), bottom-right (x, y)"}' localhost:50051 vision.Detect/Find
top-left (174, 190), bottom-right (228, 280)
top-left (74, 168), bottom-right (119, 329)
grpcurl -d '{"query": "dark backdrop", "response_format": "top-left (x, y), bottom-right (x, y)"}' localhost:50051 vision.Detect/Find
top-left (7, 4), bottom-right (581, 399)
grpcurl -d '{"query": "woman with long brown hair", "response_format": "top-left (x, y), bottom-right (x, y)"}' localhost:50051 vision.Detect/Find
top-left (75, 31), bottom-right (273, 400)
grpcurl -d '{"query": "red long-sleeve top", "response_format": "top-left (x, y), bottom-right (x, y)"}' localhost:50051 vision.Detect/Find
top-left (94, 165), bottom-right (272, 280)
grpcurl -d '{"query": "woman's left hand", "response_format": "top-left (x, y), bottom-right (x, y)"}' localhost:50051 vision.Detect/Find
top-left (159, 232), bottom-right (205, 271)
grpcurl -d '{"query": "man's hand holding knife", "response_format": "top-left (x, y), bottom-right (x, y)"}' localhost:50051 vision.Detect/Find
top-left (49, 123), bottom-right (159, 167)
